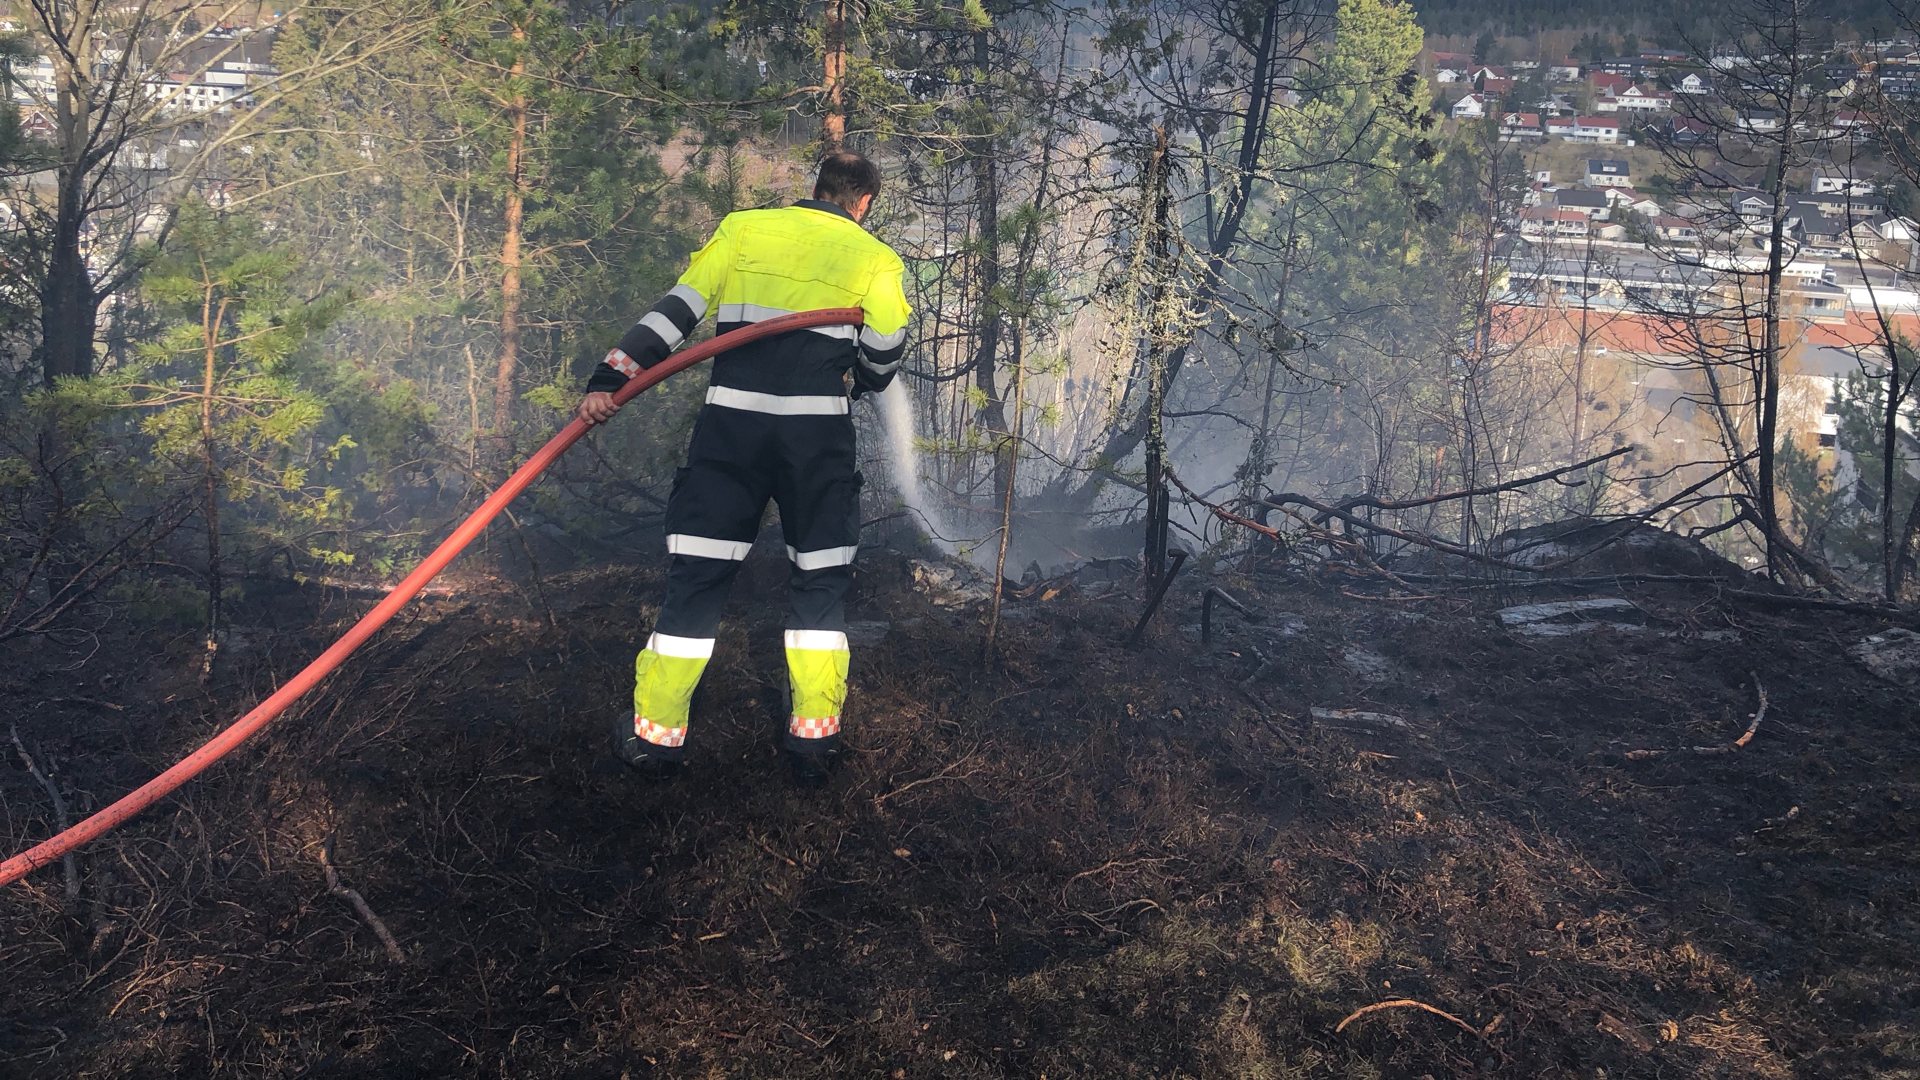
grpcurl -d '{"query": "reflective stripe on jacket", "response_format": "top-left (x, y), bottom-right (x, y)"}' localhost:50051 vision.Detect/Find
top-left (588, 200), bottom-right (912, 403)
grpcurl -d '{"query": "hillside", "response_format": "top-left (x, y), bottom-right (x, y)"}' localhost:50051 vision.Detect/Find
top-left (3, 547), bottom-right (1916, 1077)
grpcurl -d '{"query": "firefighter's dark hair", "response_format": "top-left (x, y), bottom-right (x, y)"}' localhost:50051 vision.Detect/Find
top-left (813, 152), bottom-right (881, 210)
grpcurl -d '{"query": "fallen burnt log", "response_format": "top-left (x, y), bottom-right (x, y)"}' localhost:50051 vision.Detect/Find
top-left (1168, 458), bottom-right (1920, 622)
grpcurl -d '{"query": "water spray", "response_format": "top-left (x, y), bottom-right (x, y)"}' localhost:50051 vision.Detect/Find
top-left (870, 379), bottom-right (965, 557)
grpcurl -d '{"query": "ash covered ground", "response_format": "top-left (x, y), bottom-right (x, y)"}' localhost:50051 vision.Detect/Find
top-left (2, 546), bottom-right (1917, 1078)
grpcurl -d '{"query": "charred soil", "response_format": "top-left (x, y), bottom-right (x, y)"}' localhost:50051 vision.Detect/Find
top-left (2, 552), bottom-right (1918, 1078)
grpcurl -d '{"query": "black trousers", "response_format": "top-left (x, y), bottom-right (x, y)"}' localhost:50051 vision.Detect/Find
top-left (655, 403), bottom-right (862, 645)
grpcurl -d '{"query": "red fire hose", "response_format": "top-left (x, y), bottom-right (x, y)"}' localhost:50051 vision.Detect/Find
top-left (0, 308), bottom-right (864, 888)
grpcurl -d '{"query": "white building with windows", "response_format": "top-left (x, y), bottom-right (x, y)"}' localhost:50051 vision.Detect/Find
top-left (1811, 171), bottom-right (1875, 196)
top-left (1586, 158), bottom-right (1632, 187)
top-left (1570, 116), bottom-right (1621, 144)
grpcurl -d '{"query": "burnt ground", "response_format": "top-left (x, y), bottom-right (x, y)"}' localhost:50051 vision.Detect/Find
top-left (1, 548), bottom-right (1918, 1079)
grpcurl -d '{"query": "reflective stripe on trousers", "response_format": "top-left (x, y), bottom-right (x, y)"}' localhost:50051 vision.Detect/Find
top-left (785, 629), bottom-right (849, 744)
top-left (632, 632), bottom-right (714, 740)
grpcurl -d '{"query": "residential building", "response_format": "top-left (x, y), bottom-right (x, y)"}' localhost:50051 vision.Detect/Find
top-left (1826, 110), bottom-right (1873, 139)
top-left (1555, 188), bottom-right (1613, 220)
top-left (1546, 116), bottom-right (1577, 139)
top-left (1675, 73), bottom-right (1712, 95)
top-left (1586, 158), bottom-right (1632, 187)
top-left (1500, 112), bottom-right (1544, 140)
top-left (1737, 109), bottom-right (1783, 134)
top-left (1663, 116), bottom-right (1711, 144)
top-left (1430, 50), bottom-right (1470, 83)
top-left (1591, 71), bottom-right (1635, 97)
top-left (1803, 190), bottom-right (1887, 217)
top-left (1519, 207), bottom-right (1592, 238)
top-left (9, 54), bottom-right (57, 105)
top-left (1615, 85), bottom-right (1673, 112)
top-left (144, 68), bottom-right (253, 114)
top-left (1811, 171), bottom-right (1875, 196)
top-left (1876, 216), bottom-right (1920, 243)
top-left (1570, 115), bottom-right (1622, 144)
top-left (1879, 72), bottom-right (1920, 99)
top-left (1734, 191), bottom-right (1773, 225)
top-left (1451, 93), bottom-right (1489, 120)
top-left (1534, 92), bottom-right (1576, 116)
top-left (1652, 215), bottom-right (1700, 243)
top-left (1548, 60), bottom-right (1583, 82)
top-left (1606, 189), bottom-right (1662, 216)
top-left (1789, 203), bottom-right (1852, 252)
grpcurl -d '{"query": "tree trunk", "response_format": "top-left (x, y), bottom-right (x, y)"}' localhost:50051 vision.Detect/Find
top-left (984, 321), bottom-right (1029, 662)
top-left (42, 90), bottom-right (96, 385)
top-left (1883, 317), bottom-right (1901, 600)
top-left (967, 29), bottom-right (1009, 504)
top-left (1758, 139), bottom-right (1791, 580)
top-left (199, 286), bottom-right (227, 683)
top-left (822, 0), bottom-right (848, 151)
top-left (1240, 202), bottom-right (1299, 509)
top-left (39, 222), bottom-right (96, 384)
top-left (1895, 471), bottom-right (1920, 601)
top-left (1140, 129), bottom-right (1173, 587)
top-left (491, 32), bottom-right (528, 444)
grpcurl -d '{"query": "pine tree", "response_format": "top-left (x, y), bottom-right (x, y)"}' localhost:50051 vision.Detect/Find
top-left (107, 207), bottom-right (346, 677)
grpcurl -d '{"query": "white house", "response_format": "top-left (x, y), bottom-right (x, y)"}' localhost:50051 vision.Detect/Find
top-left (1451, 93), bottom-right (1489, 120)
top-left (1675, 73), bottom-right (1712, 94)
top-left (10, 54), bottom-right (57, 105)
top-left (1615, 85), bottom-right (1673, 112)
top-left (1811, 171), bottom-right (1875, 196)
top-left (1548, 60), bottom-right (1583, 82)
top-left (1570, 116), bottom-right (1622, 144)
top-left (1877, 216), bottom-right (1920, 242)
top-left (143, 69), bottom-right (253, 114)
top-left (1738, 109), bottom-right (1784, 134)
top-left (1605, 188), bottom-right (1662, 216)
top-left (1586, 158), bottom-right (1632, 187)
top-left (1555, 188), bottom-right (1613, 221)
top-left (1735, 192), bottom-right (1773, 224)
top-left (1500, 112), bottom-right (1544, 140)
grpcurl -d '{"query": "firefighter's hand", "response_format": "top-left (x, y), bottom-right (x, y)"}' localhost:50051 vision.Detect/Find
top-left (576, 391), bottom-right (618, 426)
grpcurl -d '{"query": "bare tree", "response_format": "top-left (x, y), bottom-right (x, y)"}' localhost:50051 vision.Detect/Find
top-left (1639, 0), bottom-right (1830, 581)
top-left (3, 0), bottom-right (448, 387)
top-left (1042, 0), bottom-right (1333, 511)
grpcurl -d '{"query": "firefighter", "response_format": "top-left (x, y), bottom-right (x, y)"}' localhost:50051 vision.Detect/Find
top-left (576, 152), bottom-right (911, 786)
